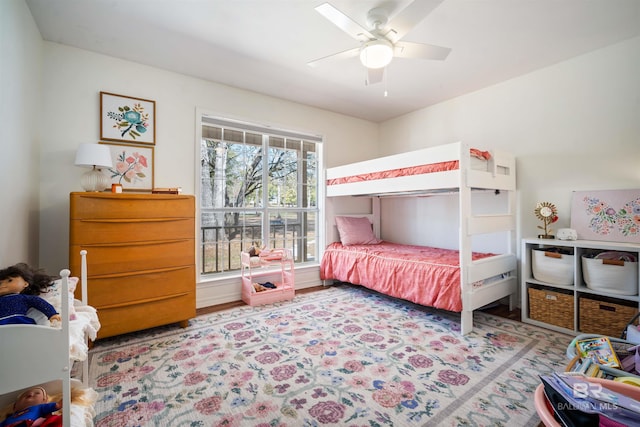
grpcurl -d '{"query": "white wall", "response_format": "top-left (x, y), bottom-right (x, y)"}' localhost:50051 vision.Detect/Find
top-left (37, 42), bottom-right (378, 305)
top-left (0, 0), bottom-right (43, 266)
top-left (378, 36), bottom-right (640, 252)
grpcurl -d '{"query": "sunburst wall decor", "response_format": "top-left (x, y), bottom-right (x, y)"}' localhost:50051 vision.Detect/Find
top-left (535, 201), bottom-right (559, 239)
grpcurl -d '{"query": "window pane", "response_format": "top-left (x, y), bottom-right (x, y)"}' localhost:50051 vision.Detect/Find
top-left (201, 211), bottom-right (262, 273)
top-left (268, 142), bottom-right (298, 208)
top-left (226, 142), bottom-right (263, 208)
top-left (305, 145), bottom-right (317, 208)
top-left (305, 211), bottom-right (317, 262)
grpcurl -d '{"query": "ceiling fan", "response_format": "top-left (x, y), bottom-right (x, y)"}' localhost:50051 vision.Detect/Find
top-left (308, 0), bottom-right (451, 85)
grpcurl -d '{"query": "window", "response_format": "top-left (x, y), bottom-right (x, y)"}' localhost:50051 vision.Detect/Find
top-left (198, 114), bottom-right (321, 275)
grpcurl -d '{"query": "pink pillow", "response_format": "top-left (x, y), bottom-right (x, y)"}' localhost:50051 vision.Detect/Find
top-left (335, 216), bottom-right (381, 245)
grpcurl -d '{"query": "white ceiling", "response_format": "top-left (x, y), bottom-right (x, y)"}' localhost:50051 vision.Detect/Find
top-left (26, 0), bottom-right (640, 122)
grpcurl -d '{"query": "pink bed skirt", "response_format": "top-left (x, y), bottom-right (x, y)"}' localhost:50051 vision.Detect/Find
top-left (320, 241), bottom-right (494, 312)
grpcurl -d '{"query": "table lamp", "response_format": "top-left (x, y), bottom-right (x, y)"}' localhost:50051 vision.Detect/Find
top-left (74, 143), bottom-right (113, 191)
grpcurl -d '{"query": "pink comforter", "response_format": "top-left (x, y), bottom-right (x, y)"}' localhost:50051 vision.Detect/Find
top-left (320, 241), bottom-right (494, 312)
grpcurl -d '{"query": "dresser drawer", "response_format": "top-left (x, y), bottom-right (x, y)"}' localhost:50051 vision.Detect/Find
top-left (70, 193), bottom-right (194, 220)
top-left (96, 292), bottom-right (195, 339)
top-left (82, 265), bottom-right (194, 305)
top-left (70, 239), bottom-right (194, 275)
top-left (70, 217), bottom-right (194, 245)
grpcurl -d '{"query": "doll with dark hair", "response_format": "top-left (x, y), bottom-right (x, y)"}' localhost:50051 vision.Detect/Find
top-left (0, 263), bottom-right (60, 326)
top-left (0, 263), bottom-right (56, 295)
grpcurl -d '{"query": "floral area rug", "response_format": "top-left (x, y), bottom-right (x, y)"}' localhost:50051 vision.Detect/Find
top-left (89, 284), bottom-right (571, 426)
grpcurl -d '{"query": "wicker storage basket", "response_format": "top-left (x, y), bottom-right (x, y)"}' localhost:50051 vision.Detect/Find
top-left (579, 296), bottom-right (639, 337)
top-left (528, 286), bottom-right (574, 329)
top-left (531, 248), bottom-right (574, 285)
top-left (582, 255), bottom-right (638, 296)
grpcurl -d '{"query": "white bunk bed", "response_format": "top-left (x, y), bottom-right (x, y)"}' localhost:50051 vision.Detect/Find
top-left (321, 141), bottom-right (517, 335)
top-left (0, 250), bottom-right (99, 426)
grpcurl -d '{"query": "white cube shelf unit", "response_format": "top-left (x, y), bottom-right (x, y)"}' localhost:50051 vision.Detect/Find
top-left (521, 238), bottom-right (640, 335)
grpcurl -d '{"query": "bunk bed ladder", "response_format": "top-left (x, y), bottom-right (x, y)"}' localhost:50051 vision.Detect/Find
top-left (459, 143), bottom-right (518, 335)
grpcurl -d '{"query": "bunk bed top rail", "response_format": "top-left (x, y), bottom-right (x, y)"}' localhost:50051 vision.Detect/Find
top-left (326, 142), bottom-right (515, 198)
top-left (327, 141), bottom-right (467, 179)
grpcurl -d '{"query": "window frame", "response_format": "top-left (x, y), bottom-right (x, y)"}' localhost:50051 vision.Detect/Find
top-left (195, 110), bottom-right (324, 281)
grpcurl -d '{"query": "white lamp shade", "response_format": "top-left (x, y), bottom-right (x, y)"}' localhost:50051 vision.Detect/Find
top-left (75, 143), bottom-right (113, 168)
top-left (75, 143), bottom-right (113, 191)
top-left (360, 40), bottom-right (394, 69)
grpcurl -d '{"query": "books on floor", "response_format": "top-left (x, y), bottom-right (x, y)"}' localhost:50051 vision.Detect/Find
top-left (576, 336), bottom-right (621, 368)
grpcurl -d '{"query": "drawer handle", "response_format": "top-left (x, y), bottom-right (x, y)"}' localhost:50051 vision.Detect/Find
top-left (599, 304), bottom-right (616, 312)
top-left (98, 292), bottom-right (191, 309)
top-left (545, 294), bottom-right (557, 301)
top-left (602, 259), bottom-right (625, 266)
top-left (81, 218), bottom-right (189, 224)
top-left (81, 239), bottom-right (191, 248)
top-left (91, 265), bottom-right (191, 279)
top-left (544, 252), bottom-right (562, 259)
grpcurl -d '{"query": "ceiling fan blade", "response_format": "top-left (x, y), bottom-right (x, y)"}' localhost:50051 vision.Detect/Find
top-left (315, 2), bottom-right (374, 42)
top-left (395, 41), bottom-right (451, 61)
top-left (386, 0), bottom-right (444, 44)
top-left (365, 68), bottom-right (384, 86)
top-left (307, 47), bottom-right (359, 68)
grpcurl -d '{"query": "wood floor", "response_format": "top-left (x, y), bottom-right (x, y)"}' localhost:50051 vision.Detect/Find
top-left (482, 301), bottom-right (522, 321)
top-left (197, 285), bottom-right (522, 321)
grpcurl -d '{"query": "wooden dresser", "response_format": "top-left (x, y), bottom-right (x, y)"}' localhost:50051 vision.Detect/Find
top-left (69, 192), bottom-right (196, 339)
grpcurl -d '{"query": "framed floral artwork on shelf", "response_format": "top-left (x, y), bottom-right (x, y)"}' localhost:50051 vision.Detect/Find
top-left (99, 142), bottom-right (154, 192)
top-left (571, 189), bottom-right (640, 243)
top-left (100, 92), bottom-right (156, 145)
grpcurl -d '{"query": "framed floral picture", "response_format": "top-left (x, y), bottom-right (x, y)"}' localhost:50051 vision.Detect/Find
top-left (99, 142), bottom-right (154, 192)
top-left (100, 92), bottom-right (156, 145)
top-left (571, 189), bottom-right (640, 243)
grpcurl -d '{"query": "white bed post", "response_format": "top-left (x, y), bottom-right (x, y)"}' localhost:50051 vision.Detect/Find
top-left (60, 269), bottom-right (72, 427)
top-left (507, 188), bottom-right (516, 311)
top-left (80, 250), bottom-right (88, 305)
top-left (372, 197), bottom-right (381, 238)
top-left (80, 250), bottom-right (90, 385)
top-left (459, 143), bottom-right (473, 335)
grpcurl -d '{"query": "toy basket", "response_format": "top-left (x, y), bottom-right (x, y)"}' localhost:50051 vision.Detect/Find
top-left (578, 295), bottom-right (638, 337)
top-left (535, 376), bottom-right (640, 427)
top-left (582, 252), bottom-right (638, 296)
top-left (531, 247), bottom-right (574, 285)
top-left (528, 286), bottom-right (574, 329)
top-left (566, 334), bottom-right (640, 379)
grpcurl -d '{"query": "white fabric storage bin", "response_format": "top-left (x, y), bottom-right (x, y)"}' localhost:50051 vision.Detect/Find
top-left (531, 248), bottom-right (574, 285)
top-left (582, 255), bottom-right (638, 296)
top-left (531, 248), bottom-right (573, 285)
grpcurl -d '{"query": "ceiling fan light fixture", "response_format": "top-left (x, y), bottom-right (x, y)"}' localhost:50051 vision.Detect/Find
top-left (360, 39), bottom-right (393, 69)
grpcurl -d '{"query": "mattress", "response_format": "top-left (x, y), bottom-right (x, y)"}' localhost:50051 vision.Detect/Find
top-left (326, 148), bottom-right (491, 187)
top-left (320, 241), bottom-right (495, 312)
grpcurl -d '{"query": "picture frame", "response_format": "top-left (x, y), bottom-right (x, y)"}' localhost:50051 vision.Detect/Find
top-left (100, 92), bottom-right (156, 145)
top-left (570, 189), bottom-right (640, 243)
top-left (99, 142), bottom-right (154, 192)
